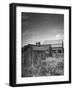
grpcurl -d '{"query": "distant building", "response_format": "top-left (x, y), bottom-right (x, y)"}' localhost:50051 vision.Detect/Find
top-left (22, 41), bottom-right (64, 68)
top-left (51, 40), bottom-right (64, 53)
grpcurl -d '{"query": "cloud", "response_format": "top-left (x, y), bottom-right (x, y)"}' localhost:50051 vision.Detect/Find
top-left (55, 33), bottom-right (64, 40)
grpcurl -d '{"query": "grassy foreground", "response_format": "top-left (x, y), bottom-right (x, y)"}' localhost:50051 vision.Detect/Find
top-left (22, 53), bottom-right (64, 77)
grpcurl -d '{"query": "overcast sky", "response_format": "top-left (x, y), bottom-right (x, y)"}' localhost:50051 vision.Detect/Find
top-left (21, 12), bottom-right (64, 47)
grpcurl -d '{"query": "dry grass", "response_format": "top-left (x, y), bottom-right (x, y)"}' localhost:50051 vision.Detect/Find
top-left (22, 53), bottom-right (64, 77)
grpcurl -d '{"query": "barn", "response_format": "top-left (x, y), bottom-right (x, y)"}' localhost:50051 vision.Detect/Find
top-left (22, 42), bottom-right (52, 68)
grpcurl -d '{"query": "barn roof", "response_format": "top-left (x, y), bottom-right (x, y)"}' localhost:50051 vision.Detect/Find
top-left (31, 45), bottom-right (51, 51)
top-left (22, 44), bottom-right (51, 51)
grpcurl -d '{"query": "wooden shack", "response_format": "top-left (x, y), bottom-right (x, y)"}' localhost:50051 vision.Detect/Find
top-left (22, 42), bottom-right (52, 68)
